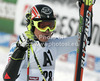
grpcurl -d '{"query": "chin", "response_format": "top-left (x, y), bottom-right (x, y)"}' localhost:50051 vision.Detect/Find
top-left (39, 35), bottom-right (51, 42)
top-left (40, 39), bottom-right (49, 42)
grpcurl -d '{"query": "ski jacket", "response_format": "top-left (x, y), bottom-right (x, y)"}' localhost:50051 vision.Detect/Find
top-left (3, 36), bottom-right (77, 81)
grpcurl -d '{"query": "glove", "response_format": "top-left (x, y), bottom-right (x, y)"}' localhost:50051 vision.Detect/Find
top-left (83, 0), bottom-right (96, 6)
top-left (17, 31), bottom-right (34, 48)
top-left (76, 0), bottom-right (96, 8)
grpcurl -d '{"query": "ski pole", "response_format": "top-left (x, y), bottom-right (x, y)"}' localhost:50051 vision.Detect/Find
top-left (27, 44), bottom-right (30, 81)
top-left (30, 44), bottom-right (46, 81)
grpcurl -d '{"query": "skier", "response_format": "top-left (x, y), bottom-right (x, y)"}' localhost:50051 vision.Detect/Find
top-left (3, 4), bottom-right (78, 81)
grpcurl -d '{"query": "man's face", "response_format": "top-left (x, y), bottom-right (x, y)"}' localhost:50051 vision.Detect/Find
top-left (34, 28), bottom-right (52, 42)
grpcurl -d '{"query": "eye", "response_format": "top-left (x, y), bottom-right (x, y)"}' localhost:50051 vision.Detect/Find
top-left (38, 22), bottom-right (44, 28)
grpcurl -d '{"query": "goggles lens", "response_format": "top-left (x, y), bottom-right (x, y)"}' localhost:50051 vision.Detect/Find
top-left (33, 20), bottom-right (56, 32)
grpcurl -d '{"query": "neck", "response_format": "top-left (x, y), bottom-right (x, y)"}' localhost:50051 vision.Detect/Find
top-left (34, 34), bottom-right (45, 47)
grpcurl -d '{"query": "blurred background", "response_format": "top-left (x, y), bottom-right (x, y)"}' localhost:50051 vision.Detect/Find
top-left (0, 0), bottom-right (100, 81)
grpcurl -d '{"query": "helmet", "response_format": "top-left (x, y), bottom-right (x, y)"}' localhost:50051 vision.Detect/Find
top-left (26, 4), bottom-right (56, 32)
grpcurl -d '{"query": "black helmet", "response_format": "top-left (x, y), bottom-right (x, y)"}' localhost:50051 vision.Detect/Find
top-left (26, 4), bottom-right (56, 32)
top-left (31, 4), bottom-right (56, 20)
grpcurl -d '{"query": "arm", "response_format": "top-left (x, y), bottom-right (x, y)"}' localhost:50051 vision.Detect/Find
top-left (3, 45), bottom-right (27, 81)
top-left (55, 36), bottom-right (78, 56)
top-left (3, 31), bottom-right (34, 81)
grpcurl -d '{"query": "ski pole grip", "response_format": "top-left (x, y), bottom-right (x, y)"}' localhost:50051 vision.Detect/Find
top-left (82, 0), bottom-right (96, 6)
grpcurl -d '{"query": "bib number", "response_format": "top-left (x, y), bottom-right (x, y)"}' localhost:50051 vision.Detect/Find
top-left (42, 71), bottom-right (52, 81)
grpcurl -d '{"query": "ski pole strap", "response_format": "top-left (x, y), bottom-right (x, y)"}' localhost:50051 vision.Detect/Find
top-left (79, 0), bottom-right (96, 45)
top-left (80, 3), bottom-right (93, 45)
top-left (30, 44), bottom-right (46, 81)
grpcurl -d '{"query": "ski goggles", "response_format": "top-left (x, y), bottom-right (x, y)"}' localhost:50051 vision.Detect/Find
top-left (32, 20), bottom-right (56, 32)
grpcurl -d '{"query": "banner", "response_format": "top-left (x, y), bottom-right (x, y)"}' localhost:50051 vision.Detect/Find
top-left (0, 32), bottom-right (11, 47)
top-left (0, 32), bottom-right (18, 47)
top-left (0, 2), bottom-right (16, 19)
top-left (59, 50), bottom-right (100, 72)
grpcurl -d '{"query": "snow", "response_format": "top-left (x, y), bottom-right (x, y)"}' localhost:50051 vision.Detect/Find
top-left (86, 45), bottom-right (100, 57)
top-left (0, 46), bottom-right (100, 81)
top-left (54, 60), bottom-right (100, 81)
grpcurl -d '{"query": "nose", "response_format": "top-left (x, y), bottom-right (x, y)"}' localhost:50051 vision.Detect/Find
top-left (45, 29), bottom-right (50, 33)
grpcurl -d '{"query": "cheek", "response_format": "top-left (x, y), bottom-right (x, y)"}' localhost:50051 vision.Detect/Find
top-left (34, 28), bottom-right (42, 38)
top-left (34, 28), bottom-right (40, 35)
